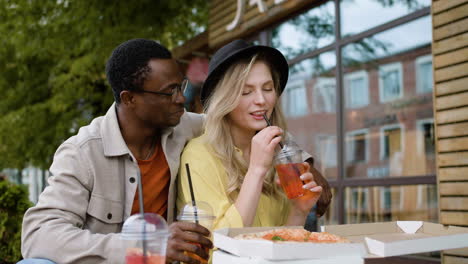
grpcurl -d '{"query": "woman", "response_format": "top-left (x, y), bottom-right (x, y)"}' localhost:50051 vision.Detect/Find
top-left (176, 39), bottom-right (322, 230)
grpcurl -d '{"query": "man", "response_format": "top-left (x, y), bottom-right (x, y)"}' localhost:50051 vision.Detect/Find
top-left (21, 39), bottom-right (212, 264)
top-left (20, 39), bottom-right (331, 264)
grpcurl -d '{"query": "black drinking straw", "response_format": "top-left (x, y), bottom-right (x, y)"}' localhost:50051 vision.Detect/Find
top-left (136, 170), bottom-right (148, 263)
top-left (185, 163), bottom-right (199, 224)
top-left (263, 114), bottom-right (305, 185)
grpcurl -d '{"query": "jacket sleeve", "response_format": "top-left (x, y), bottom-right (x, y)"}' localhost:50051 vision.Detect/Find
top-left (176, 141), bottom-right (244, 230)
top-left (21, 142), bottom-right (125, 264)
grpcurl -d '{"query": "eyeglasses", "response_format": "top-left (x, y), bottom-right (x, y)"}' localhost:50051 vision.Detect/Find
top-left (135, 78), bottom-right (189, 101)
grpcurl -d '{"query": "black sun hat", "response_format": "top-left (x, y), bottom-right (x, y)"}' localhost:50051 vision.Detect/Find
top-left (201, 39), bottom-right (289, 106)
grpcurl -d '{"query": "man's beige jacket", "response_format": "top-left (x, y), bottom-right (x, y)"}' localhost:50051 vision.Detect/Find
top-left (21, 104), bottom-right (204, 264)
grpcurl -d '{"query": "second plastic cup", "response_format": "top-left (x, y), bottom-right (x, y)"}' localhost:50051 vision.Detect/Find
top-left (121, 213), bottom-right (170, 264)
top-left (274, 144), bottom-right (307, 199)
top-left (177, 201), bottom-right (215, 264)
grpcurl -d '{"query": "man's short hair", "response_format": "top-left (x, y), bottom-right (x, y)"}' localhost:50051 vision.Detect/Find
top-left (106, 38), bottom-right (172, 103)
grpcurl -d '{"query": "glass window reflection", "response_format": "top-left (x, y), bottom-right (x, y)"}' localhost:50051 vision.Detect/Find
top-left (345, 185), bottom-right (438, 223)
top-left (343, 16), bottom-right (434, 178)
top-left (282, 51), bottom-right (338, 179)
top-left (271, 1), bottom-right (335, 59)
top-left (340, 0), bottom-right (431, 37)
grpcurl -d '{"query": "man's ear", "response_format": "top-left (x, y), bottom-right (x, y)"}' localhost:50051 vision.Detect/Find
top-left (120, 90), bottom-right (136, 107)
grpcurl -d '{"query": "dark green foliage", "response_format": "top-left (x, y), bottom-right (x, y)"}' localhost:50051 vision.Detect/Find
top-left (0, 0), bottom-right (208, 170)
top-left (0, 181), bottom-right (33, 263)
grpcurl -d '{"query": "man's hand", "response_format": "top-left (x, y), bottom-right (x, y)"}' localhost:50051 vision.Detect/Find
top-left (166, 222), bottom-right (213, 264)
top-left (306, 158), bottom-right (332, 217)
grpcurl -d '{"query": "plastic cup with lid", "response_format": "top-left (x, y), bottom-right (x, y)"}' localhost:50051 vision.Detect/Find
top-left (274, 140), bottom-right (308, 199)
top-left (177, 201), bottom-right (215, 263)
top-left (121, 213), bottom-right (170, 264)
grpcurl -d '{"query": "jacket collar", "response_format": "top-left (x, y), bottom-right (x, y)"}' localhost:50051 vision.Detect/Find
top-left (101, 103), bottom-right (130, 157)
top-left (100, 103), bottom-right (175, 157)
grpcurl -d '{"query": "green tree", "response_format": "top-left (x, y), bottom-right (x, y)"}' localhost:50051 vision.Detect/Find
top-left (0, 180), bottom-right (33, 263)
top-left (0, 0), bottom-right (208, 170)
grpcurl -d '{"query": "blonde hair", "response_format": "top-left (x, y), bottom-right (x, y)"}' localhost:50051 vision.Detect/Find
top-left (204, 53), bottom-right (287, 199)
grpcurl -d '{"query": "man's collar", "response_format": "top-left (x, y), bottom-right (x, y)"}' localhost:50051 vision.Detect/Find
top-left (100, 103), bottom-right (176, 157)
top-left (100, 103), bottom-right (130, 157)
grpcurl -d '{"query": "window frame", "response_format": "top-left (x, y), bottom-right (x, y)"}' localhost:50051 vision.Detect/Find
top-left (379, 62), bottom-right (404, 103)
top-left (416, 118), bottom-right (435, 156)
top-left (379, 123), bottom-right (405, 161)
top-left (346, 128), bottom-right (370, 164)
top-left (415, 55), bottom-right (433, 94)
top-left (344, 70), bottom-right (369, 109)
top-left (283, 73), bottom-right (309, 117)
top-left (312, 77), bottom-right (336, 113)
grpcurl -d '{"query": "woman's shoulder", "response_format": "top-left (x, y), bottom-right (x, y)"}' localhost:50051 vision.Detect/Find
top-left (183, 134), bottom-right (213, 156)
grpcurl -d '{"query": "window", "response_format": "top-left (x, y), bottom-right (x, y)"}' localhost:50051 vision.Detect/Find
top-left (380, 125), bottom-right (403, 160)
top-left (380, 187), bottom-right (392, 210)
top-left (344, 70), bottom-right (369, 108)
top-left (347, 129), bottom-right (369, 163)
top-left (416, 55), bottom-right (433, 94)
top-left (283, 73), bottom-right (308, 117)
top-left (313, 77), bottom-right (336, 113)
top-left (379, 62), bottom-right (403, 102)
top-left (316, 135), bottom-right (337, 168)
top-left (417, 119), bottom-right (435, 156)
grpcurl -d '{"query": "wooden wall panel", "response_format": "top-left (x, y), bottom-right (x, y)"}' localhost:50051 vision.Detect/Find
top-left (439, 182), bottom-right (468, 195)
top-left (434, 62), bottom-right (468, 82)
top-left (440, 197), bottom-right (468, 211)
top-left (436, 106), bottom-right (468, 124)
top-left (438, 137), bottom-right (468, 152)
top-left (433, 32), bottom-right (468, 55)
top-left (433, 0), bottom-right (468, 14)
top-left (445, 248), bottom-right (468, 258)
top-left (435, 91), bottom-right (468, 110)
top-left (434, 47), bottom-right (468, 69)
top-left (436, 76), bottom-right (468, 96)
top-left (438, 167), bottom-right (468, 181)
top-left (433, 1), bottom-right (468, 263)
top-left (433, 3), bottom-right (468, 27)
top-left (440, 212), bottom-right (468, 226)
top-left (438, 152), bottom-right (468, 167)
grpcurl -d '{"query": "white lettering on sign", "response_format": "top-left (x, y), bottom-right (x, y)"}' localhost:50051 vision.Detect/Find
top-left (250, 0), bottom-right (267, 12)
top-left (226, 0), bottom-right (288, 31)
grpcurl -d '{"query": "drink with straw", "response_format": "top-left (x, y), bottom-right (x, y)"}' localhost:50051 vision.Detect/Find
top-left (126, 248), bottom-right (165, 264)
top-left (177, 201), bottom-right (215, 264)
top-left (275, 161), bottom-right (307, 199)
top-left (263, 114), bottom-right (307, 199)
top-left (121, 213), bottom-right (170, 264)
top-left (179, 164), bottom-right (216, 264)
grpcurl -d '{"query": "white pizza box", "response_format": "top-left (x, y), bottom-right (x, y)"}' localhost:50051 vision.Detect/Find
top-left (213, 249), bottom-right (364, 264)
top-left (213, 226), bottom-right (366, 260)
top-left (321, 221), bottom-right (468, 258)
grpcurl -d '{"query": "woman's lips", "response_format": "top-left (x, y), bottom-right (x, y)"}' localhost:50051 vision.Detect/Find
top-left (251, 112), bottom-right (267, 120)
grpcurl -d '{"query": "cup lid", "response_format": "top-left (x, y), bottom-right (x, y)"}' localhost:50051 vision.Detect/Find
top-left (177, 201), bottom-right (215, 221)
top-left (275, 140), bottom-right (302, 160)
top-left (121, 213), bottom-right (169, 240)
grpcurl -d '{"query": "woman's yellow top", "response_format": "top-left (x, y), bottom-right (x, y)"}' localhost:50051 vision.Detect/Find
top-left (176, 135), bottom-right (290, 230)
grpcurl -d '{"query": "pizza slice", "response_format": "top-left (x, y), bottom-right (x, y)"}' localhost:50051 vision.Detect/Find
top-left (234, 228), bottom-right (350, 243)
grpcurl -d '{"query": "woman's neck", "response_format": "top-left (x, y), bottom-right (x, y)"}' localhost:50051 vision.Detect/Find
top-left (231, 125), bottom-right (255, 161)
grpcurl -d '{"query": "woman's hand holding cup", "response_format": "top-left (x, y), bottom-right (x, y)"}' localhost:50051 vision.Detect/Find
top-left (249, 126), bottom-right (283, 175)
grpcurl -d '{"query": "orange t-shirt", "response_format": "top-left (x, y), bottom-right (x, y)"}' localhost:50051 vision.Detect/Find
top-left (131, 139), bottom-right (170, 219)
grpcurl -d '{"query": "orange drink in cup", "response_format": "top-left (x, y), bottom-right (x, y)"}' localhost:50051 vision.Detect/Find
top-left (274, 142), bottom-right (309, 199)
top-left (121, 213), bottom-right (170, 264)
top-left (177, 201), bottom-right (215, 264)
top-left (125, 248), bottom-right (165, 264)
top-left (275, 162), bottom-right (307, 199)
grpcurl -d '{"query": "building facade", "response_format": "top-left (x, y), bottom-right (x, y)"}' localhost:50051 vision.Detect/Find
top-left (175, 0), bottom-right (468, 263)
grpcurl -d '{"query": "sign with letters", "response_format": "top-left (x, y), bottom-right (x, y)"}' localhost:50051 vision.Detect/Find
top-left (226, 0), bottom-right (288, 31)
